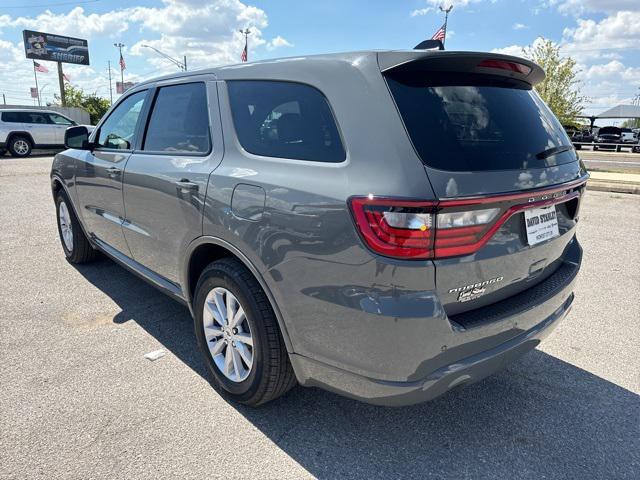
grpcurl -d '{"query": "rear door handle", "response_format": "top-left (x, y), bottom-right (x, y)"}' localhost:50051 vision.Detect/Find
top-left (106, 166), bottom-right (121, 178)
top-left (175, 179), bottom-right (199, 193)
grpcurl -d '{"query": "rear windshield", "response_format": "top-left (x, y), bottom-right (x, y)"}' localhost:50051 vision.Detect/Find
top-left (385, 72), bottom-right (575, 171)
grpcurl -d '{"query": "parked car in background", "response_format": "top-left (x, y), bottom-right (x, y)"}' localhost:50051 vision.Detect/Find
top-left (0, 109), bottom-right (78, 157)
top-left (620, 128), bottom-right (637, 144)
top-left (570, 129), bottom-right (594, 149)
top-left (51, 50), bottom-right (587, 406)
top-left (594, 126), bottom-right (623, 151)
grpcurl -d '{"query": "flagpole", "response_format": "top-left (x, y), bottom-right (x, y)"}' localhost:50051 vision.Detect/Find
top-left (239, 28), bottom-right (250, 62)
top-left (114, 42), bottom-right (125, 92)
top-left (32, 60), bottom-right (41, 107)
top-left (439, 5), bottom-right (453, 48)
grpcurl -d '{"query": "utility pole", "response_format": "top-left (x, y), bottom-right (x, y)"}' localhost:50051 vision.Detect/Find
top-left (239, 28), bottom-right (251, 62)
top-left (439, 4), bottom-right (453, 48)
top-left (57, 62), bottom-right (66, 106)
top-left (2, 93), bottom-right (5, 105)
top-left (184, 55), bottom-right (187, 72)
top-left (107, 61), bottom-right (113, 105)
top-left (114, 42), bottom-right (125, 91)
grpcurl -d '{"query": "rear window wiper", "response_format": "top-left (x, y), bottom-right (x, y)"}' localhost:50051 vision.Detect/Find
top-left (535, 145), bottom-right (574, 160)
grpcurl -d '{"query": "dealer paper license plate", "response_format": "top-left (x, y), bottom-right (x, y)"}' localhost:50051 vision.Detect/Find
top-left (524, 205), bottom-right (559, 245)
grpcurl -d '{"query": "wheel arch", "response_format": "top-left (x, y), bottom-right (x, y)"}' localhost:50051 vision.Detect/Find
top-left (183, 236), bottom-right (294, 353)
top-left (7, 131), bottom-right (35, 147)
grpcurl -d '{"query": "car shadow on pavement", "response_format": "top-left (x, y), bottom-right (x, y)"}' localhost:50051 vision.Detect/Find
top-left (74, 257), bottom-right (639, 479)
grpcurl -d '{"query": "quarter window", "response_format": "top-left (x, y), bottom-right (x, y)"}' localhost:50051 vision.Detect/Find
top-left (143, 83), bottom-right (210, 153)
top-left (227, 81), bottom-right (345, 162)
top-left (97, 91), bottom-right (147, 150)
top-left (1, 112), bottom-right (24, 123)
top-left (48, 113), bottom-right (73, 125)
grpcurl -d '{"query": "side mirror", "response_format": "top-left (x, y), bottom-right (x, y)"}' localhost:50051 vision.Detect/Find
top-left (65, 125), bottom-right (92, 150)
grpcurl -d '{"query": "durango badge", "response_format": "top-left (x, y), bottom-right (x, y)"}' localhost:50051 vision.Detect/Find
top-left (449, 276), bottom-right (504, 302)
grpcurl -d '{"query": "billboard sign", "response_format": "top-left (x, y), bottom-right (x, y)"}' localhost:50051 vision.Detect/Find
top-left (23, 30), bottom-right (90, 65)
top-left (116, 81), bottom-right (137, 94)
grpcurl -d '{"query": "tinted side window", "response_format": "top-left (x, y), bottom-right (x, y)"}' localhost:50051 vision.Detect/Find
top-left (48, 114), bottom-right (73, 125)
top-left (143, 83), bottom-right (210, 153)
top-left (227, 81), bottom-right (345, 162)
top-left (98, 91), bottom-right (146, 150)
top-left (1, 112), bottom-right (24, 123)
top-left (24, 112), bottom-right (51, 124)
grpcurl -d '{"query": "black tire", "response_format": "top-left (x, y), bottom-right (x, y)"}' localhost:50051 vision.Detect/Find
top-left (55, 190), bottom-right (97, 264)
top-left (194, 258), bottom-right (296, 406)
top-left (593, 145), bottom-right (598, 151)
top-left (8, 136), bottom-right (32, 158)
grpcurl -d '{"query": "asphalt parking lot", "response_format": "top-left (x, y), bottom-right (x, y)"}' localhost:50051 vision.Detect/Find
top-left (1, 155), bottom-right (639, 480)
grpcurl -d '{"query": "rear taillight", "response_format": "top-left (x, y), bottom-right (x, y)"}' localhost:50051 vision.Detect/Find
top-left (350, 197), bottom-right (498, 260)
top-left (349, 197), bottom-right (435, 259)
top-left (477, 59), bottom-right (532, 75)
top-left (349, 182), bottom-right (585, 260)
top-left (434, 207), bottom-right (500, 257)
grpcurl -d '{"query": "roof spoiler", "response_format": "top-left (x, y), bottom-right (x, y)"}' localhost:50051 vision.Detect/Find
top-left (377, 51), bottom-right (545, 86)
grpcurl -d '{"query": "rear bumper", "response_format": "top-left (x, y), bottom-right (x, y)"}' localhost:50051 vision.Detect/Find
top-left (291, 291), bottom-right (573, 406)
top-left (290, 240), bottom-right (581, 406)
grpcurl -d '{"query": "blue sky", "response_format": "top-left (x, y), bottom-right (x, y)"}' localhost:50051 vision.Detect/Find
top-left (0, 0), bottom-right (638, 115)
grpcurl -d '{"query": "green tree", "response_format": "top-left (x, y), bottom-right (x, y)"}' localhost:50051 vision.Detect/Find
top-left (52, 84), bottom-right (110, 125)
top-left (523, 38), bottom-right (587, 125)
top-left (621, 118), bottom-right (640, 129)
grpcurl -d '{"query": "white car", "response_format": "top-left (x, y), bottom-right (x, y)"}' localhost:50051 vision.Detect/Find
top-left (0, 109), bottom-right (79, 157)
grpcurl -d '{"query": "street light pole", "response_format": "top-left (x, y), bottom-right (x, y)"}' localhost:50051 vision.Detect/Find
top-left (140, 45), bottom-right (187, 71)
top-left (239, 28), bottom-right (251, 62)
top-left (439, 4), bottom-right (453, 48)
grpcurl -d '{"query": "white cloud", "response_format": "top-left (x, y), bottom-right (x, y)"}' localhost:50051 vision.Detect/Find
top-left (561, 10), bottom-right (640, 56)
top-left (411, 8), bottom-right (434, 17)
top-left (0, 0), bottom-right (290, 103)
top-left (548, 0), bottom-right (638, 16)
top-left (266, 36), bottom-right (293, 51)
top-left (513, 23), bottom-right (529, 30)
top-left (0, 7), bottom-right (131, 38)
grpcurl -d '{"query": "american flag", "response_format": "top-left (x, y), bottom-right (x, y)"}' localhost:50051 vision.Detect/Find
top-left (34, 61), bottom-right (48, 73)
top-left (240, 44), bottom-right (247, 62)
top-left (119, 52), bottom-right (126, 71)
top-left (431, 24), bottom-right (446, 42)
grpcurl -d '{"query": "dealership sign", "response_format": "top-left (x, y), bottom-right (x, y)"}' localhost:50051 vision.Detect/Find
top-left (22, 30), bottom-right (90, 65)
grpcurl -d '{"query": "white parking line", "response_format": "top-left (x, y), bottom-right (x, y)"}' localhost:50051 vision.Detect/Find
top-left (583, 160), bottom-right (640, 166)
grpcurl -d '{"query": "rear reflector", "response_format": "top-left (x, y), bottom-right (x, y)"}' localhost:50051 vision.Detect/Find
top-left (477, 59), bottom-right (532, 75)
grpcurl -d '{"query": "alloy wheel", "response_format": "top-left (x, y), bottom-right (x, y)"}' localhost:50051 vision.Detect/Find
top-left (14, 139), bottom-right (29, 156)
top-left (202, 287), bottom-right (254, 382)
top-left (58, 201), bottom-right (74, 252)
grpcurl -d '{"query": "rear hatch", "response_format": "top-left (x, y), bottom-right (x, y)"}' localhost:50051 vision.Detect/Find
top-left (380, 51), bottom-right (588, 320)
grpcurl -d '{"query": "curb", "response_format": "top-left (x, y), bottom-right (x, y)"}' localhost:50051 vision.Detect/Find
top-left (587, 181), bottom-right (640, 195)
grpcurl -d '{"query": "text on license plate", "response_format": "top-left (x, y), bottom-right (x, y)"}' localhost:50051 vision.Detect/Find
top-left (524, 205), bottom-right (559, 245)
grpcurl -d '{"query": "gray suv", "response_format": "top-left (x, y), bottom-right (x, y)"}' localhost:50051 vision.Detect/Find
top-left (51, 50), bottom-right (587, 406)
top-left (1, 109), bottom-right (77, 157)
